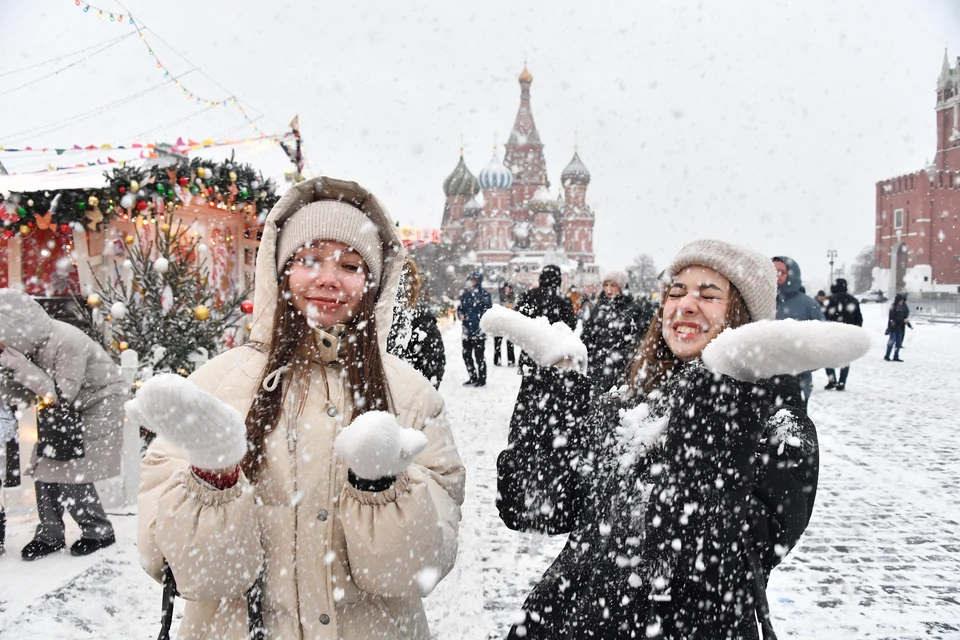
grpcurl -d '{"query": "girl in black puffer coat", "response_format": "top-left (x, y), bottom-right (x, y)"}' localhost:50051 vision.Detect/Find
top-left (581, 272), bottom-right (647, 395)
top-left (387, 256), bottom-right (445, 388)
top-left (497, 240), bottom-right (820, 640)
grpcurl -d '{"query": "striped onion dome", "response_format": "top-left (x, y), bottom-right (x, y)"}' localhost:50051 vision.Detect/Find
top-left (478, 153), bottom-right (513, 190)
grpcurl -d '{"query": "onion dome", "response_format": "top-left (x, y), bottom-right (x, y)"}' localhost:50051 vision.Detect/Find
top-left (530, 186), bottom-right (557, 213)
top-left (464, 196), bottom-right (482, 217)
top-left (561, 151), bottom-right (591, 187)
top-left (478, 153), bottom-right (513, 190)
top-left (519, 65), bottom-right (533, 84)
top-left (443, 154), bottom-right (479, 197)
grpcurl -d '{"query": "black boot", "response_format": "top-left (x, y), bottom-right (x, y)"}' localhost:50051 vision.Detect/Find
top-left (824, 380), bottom-right (837, 390)
top-left (21, 538), bottom-right (66, 561)
top-left (463, 379), bottom-right (477, 386)
top-left (70, 534), bottom-right (116, 557)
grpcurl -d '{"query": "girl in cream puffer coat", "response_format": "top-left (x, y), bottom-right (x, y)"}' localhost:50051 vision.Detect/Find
top-left (135, 177), bottom-right (465, 639)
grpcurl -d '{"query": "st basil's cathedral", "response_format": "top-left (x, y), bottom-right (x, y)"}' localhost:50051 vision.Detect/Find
top-left (439, 65), bottom-right (600, 293)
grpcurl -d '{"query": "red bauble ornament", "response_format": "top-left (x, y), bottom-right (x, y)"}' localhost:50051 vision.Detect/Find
top-left (60, 224), bottom-right (70, 233)
top-left (136, 200), bottom-right (148, 211)
top-left (178, 176), bottom-right (189, 187)
top-left (240, 300), bottom-right (254, 314)
top-left (119, 186), bottom-right (126, 194)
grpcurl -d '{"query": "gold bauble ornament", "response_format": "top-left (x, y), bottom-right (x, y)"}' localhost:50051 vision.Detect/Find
top-left (160, 223), bottom-right (170, 233)
top-left (228, 171), bottom-right (237, 182)
top-left (19, 224), bottom-right (30, 235)
top-left (193, 305), bottom-right (210, 321)
top-left (125, 234), bottom-right (135, 244)
top-left (129, 180), bottom-right (140, 192)
top-left (88, 195), bottom-right (99, 207)
top-left (196, 168), bottom-right (206, 178)
top-left (86, 294), bottom-right (102, 308)
top-left (109, 340), bottom-right (119, 350)
top-left (106, 315), bottom-right (113, 322)
top-left (118, 341), bottom-right (129, 352)
top-left (26, 199), bottom-right (34, 207)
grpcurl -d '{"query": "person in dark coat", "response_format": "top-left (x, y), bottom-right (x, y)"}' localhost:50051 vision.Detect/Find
top-left (0, 289), bottom-right (124, 561)
top-left (494, 283), bottom-right (517, 366)
top-left (387, 256), bottom-right (446, 388)
top-left (581, 270), bottom-right (645, 395)
top-left (823, 278), bottom-right (863, 390)
top-left (884, 293), bottom-right (912, 362)
top-left (772, 256), bottom-right (825, 406)
top-left (498, 240), bottom-right (819, 640)
top-left (457, 271), bottom-right (492, 386)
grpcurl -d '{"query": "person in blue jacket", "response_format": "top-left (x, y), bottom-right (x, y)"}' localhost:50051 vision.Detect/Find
top-left (457, 271), bottom-right (492, 386)
top-left (772, 256), bottom-right (824, 405)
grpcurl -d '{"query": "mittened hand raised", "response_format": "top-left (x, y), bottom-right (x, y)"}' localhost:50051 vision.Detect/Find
top-left (480, 305), bottom-right (588, 372)
top-left (334, 411), bottom-right (428, 481)
top-left (126, 373), bottom-right (247, 470)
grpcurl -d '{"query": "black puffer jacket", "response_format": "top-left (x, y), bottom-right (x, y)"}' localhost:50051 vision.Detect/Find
top-left (386, 304), bottom-right (445, 388)
top-left (498, 363), bottom-right (819, 639)
top-left (824, 279), bottom-right (863, 326)
top-left (887, 294), bottom-right (911, 333)
top-left (581, 294), bottom-right (645, 394)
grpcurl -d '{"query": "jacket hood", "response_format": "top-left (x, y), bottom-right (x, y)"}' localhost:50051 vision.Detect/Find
top-left (249, 177), bottom-right (404, 352)
top-left (539, 265), bottom-right (562, 291)
top-left (0, 289), bottom-right (53, 355)
top-left (831, 278), bottom-right (849, 294)
top-left (893, 293), bottom-right (907, 305)
top-left (469, 271), bottom-right (483, 287)
top-left (773, 256), bottom-right (803, 296)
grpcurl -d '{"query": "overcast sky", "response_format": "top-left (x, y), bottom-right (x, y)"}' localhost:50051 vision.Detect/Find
top-left (3, 0), bottom-right (960, 289)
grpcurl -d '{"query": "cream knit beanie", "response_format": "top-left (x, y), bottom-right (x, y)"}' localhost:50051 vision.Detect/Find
top-left (602, 270), bottom-right (628, 291)
top-left (276, 200), bottom-right (384, 287)
top-left (665, 239), bottom-right (777, 321)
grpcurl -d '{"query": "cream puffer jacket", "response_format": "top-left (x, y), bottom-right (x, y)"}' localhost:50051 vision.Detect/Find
top-left (137, 178), bottom-right (465, 639)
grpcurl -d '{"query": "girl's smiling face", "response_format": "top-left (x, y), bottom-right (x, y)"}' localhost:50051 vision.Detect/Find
top-left (662, 265), bottom-right (731, 361)
top-left (286, 240), bottom-right (368, 328)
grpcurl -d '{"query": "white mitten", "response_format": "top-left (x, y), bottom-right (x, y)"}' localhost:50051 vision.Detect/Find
top-left (126, 373), bottom-right (247, 470)
top-left (701, 319), bottom-right (872, 383)
top-left (334, 411), bottom-right (428, 480)
top-left (480, 304), bottom-right (588, 373)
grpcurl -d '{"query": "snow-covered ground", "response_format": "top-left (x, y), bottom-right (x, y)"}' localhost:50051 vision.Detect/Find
top-left (1, 304), bottom-right (959, 639)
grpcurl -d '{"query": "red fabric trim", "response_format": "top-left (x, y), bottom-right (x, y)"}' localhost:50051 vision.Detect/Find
top-left (191, 465), bottom-right (239, 490)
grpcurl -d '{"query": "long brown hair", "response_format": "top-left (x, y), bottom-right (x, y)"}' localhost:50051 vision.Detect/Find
top-left (628, 283), bottom-right (751, 396)
top-left (241, 267), bottom-right (392, 483)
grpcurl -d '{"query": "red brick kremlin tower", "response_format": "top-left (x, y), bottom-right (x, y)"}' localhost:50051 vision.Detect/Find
top-left (875, 50), bottom-right (960, 295)
top-left (440, 65), bottom-right (598, 292)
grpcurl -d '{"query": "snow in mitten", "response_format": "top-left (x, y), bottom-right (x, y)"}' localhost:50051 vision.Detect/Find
top-left (334, 410), bottom-right (428, 480)
top-left (480, 304), bottom-right (588, 372)
top-left (126, 373), bottom-right (247, 470)
top-left (702, 318), bottom-right (871, 383)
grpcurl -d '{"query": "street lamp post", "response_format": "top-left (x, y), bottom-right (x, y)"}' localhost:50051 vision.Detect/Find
top-left (827, 249), bottom-right (838, 286)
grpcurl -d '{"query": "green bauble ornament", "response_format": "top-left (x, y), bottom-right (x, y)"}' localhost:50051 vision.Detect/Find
top-left (240, 189), bottom-right (249, 199)
top-left (16, 206), bottom-right (26, 215)
top-left (190, 185), bottom-right (200, 194)
top-left (78, 202), bottom-right (86, 210)
top-left (157, 184), bottom-right (166, 195)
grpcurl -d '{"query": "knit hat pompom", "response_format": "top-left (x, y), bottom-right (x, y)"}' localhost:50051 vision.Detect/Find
top-left (276, 200), bottom-right (384, 287)
top-left (602, 270), bottom-right (628, 291)
top-left (665, 239), bottom-right (777, 321)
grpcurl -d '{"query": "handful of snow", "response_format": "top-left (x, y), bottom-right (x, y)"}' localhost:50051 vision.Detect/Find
top-left (479, 304), bottom-right (588, 373)
top-left (334, 411), bottom-right (428, 481)
top-left (616, 403), bottom-right (669, 472)
top-left (701, 319), bottom-right (872, 383)
top-left (126, 373), bottom-right (247, 469)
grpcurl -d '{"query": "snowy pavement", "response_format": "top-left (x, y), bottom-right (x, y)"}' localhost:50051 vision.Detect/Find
top-left (1, 305), bottom-right (959, 639)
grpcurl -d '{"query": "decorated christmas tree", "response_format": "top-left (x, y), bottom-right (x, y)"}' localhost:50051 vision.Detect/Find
top-left (78, 221), bottom-right (251, 378)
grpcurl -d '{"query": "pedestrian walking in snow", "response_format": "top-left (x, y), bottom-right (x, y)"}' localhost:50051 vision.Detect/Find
top-left (0, 289), bottom-right (124, 561)
top-left (457, 272), bottom-right (493, 386)
top-left (133, 177), bottom-right (465, 640)
top-left (581, 270), bottom-right (646, 395)
top-left (387, 256), bottom-right (446, 388)
top-left (0, 403), bottom-right (17, 555)
top-left (824, 278), bottom-right (863, 390)
top-left (493, 240), bottom-right (832, 639)
top-left (772, 256), bottom-right (825, 405)
top-left (494, 283), bottom-right (517, 367)
top-left (884, 293), bottom-right (912, 362)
